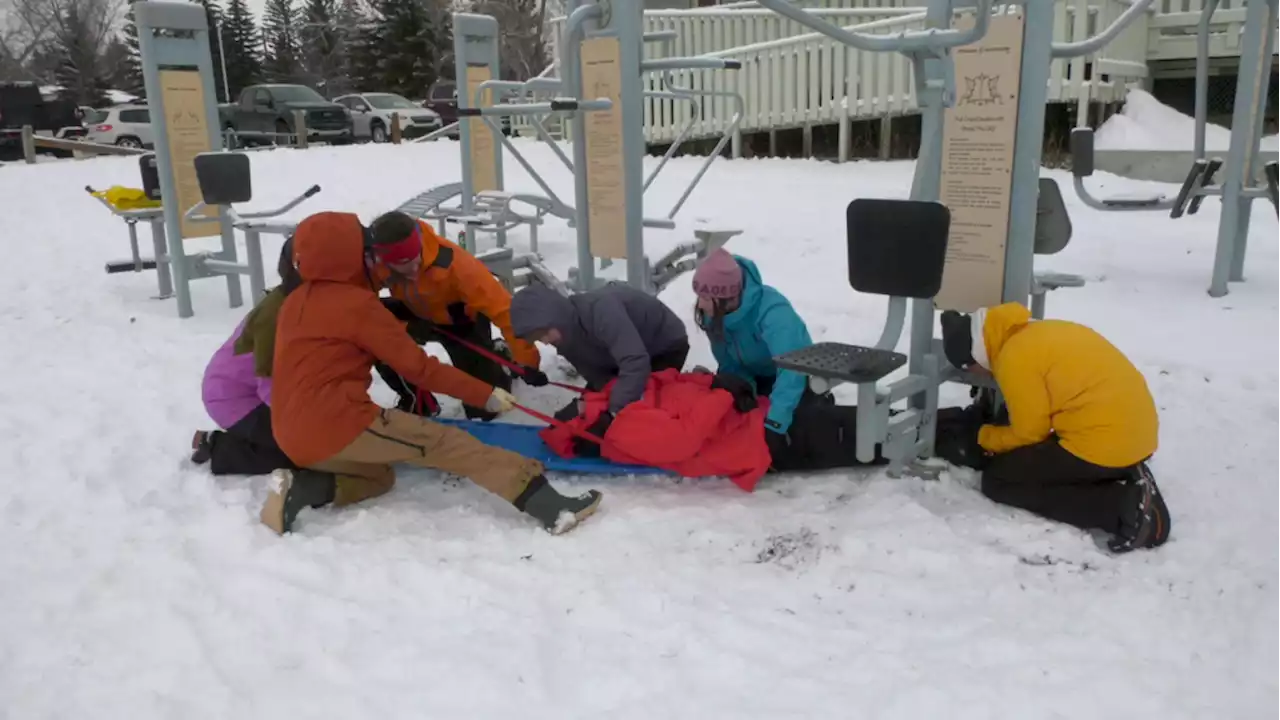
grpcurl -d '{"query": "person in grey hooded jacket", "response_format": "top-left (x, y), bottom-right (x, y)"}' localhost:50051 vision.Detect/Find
top-left (510, 283), bottom-right (690, 456)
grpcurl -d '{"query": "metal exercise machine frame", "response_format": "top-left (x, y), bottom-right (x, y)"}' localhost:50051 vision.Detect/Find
top-left (1069, 0), bottom-right (1277, 297)
top-left (134, 0), bottom-right (245, 319)
top-left (752, 0), bottom-right (1156, 475)
top-left (453, 3), bottom-right (743, 294)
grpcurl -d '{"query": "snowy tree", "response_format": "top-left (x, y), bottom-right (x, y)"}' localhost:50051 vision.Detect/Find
top-left (261, 0), bottom-right (301, 83)
top-left (220, 0), bottom-right (262, 99)
top-left (470, 0), bottom-right (545, 81)
top-left (298, 0), bottom-right (343, 97)
top-left (369, 0), bottom-right (449, 98)
top-left (195, 0), bottom-right (229, 102)
top-left (48, 0), bottom-right (120, 105)
top-left (115, 0), bottom-right (143, 97)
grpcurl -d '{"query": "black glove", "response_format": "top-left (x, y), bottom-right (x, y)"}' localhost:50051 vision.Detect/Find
top-left (935, 418), bottom-right (988, 470)
top-left (764, 428), bottom-right (790, 471)
top-left (710, 372), bottom-right (758, 413)
top-left (520, 366), bottom-right (549, 387)
top-left (572, 411), bottom-right (614, 458)
top-left (554, 398), bottom-right (583, 423)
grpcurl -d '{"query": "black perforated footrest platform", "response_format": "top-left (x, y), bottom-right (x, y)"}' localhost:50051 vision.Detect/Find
top-left (774, 342), bottom-right (907, 384)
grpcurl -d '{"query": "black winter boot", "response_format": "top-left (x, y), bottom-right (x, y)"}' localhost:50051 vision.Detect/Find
top-left (260, 468), bottom-right (338, 535)
top-left (1108, 462), bottom-right (1171, 553)
top-left (513, 476), bottom-right (602, 535)
top-left (191, 430), bottom-right (215, 465)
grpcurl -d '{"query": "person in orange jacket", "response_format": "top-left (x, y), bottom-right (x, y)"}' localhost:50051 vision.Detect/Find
top-left (365, 211), bottom-right (545, 421)
top-left (262, 211), bottom-right (601, 536)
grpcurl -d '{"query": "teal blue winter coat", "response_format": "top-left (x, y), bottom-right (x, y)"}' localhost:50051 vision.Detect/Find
top-left (699, 256), bottom-right (813, 434)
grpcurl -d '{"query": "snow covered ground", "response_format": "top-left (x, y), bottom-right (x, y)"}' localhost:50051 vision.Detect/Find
top-left (0, 131), bottom-right (1275, 718)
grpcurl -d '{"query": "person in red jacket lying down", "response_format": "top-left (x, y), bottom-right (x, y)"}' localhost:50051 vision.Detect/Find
top-left (540, 368), bottom-right (886, 491)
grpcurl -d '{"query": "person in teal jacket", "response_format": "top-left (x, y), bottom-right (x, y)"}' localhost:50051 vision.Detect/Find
top-left (692, 248), bottom-right (885, 472)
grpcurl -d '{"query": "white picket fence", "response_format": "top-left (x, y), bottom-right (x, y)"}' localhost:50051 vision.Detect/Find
top-left (519, 0), bottom-right (1258, 146)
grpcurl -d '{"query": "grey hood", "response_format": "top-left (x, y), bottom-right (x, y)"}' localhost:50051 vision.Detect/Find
top-left (511, 284), bottom-right (577, 339)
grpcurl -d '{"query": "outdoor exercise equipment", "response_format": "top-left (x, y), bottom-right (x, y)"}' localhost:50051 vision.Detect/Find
top-left (1070, 0), bottom-right (1277, 297)
top-left (750, 0), bottom-right (1156, 476)
top-left (425, 6), bottom-right (745, 294)
top-left (185, 151), bottom-right (321, 301)
top-left (126, 1), bottom-right (311, 318)
top-left (86, 179), bottom-right (171, 297)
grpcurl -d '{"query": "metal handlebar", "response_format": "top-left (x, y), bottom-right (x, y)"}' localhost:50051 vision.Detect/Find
top-left (753, 0), bottom-right (994, 53)
top-left (184, 184), bottom-right (322, 224)
top-left (236, 185), bottom-right (321, 220)
top-left (1051, 0), bottom-right (1157, 57)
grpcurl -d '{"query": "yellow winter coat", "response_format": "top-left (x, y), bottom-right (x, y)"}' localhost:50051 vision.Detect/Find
top-left (977, 303), bottom-right (1159, 468)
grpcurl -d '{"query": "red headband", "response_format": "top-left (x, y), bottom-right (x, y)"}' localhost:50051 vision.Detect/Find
top-left (373, 226), bottom-right (422, 265)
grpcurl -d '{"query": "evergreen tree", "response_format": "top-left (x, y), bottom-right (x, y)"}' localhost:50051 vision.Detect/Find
top-left (373, 0), bottom-right (447, 99)
top-left (117, 1), bottom-right (146, 98)
top-left (52, 2), bottom-right (111, 106)
top-left (334, 0), bottom-right (371, 92)
top-left (299, 0), bottom-right (342, 97)
top-left (261, 0), bottom-right (302, 83)
top-left (196, 0), bottom-right (230, 102)
top-left (345, 3), bottom-right (384, 92)
top-left (221, 0), bottom-right (264, 100)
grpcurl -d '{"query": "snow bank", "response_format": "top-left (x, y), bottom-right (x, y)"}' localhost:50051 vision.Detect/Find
top-left (0, 141), bottom-right (1275, 719)
top-left (1096, 88), bottom-right (1279, 151)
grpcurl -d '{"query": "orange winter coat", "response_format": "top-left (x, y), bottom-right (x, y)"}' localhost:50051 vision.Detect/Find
top-left (376, 221), bottom-right (541, 368)
top-left (272, 212), bottom-right (494, 466)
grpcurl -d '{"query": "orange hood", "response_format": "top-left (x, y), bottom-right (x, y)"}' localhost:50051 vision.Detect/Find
top-left (292, 212), bottom-right (371, 287)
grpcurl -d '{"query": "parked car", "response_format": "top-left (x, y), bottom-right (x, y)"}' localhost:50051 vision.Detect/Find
top-left (219, 84), bottom-right (352, 146)
top-left (422, 80), bottom-right (511, 138)
top-left (336, 92), bottom-right (442, 142)
top-left (84, 104), bottom-right (153, 148)
top-left (1, 82), bottom-right (87, 160)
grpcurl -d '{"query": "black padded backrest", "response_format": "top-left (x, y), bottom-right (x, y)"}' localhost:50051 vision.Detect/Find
top-left (1034, 177), bottom-right (1073, 255)
top-left (139, 153), bottom-right (160, 200)
top-left (846, 198), bottom-right (951, 299)
top-left (193, 151), bottom-right (253, 205)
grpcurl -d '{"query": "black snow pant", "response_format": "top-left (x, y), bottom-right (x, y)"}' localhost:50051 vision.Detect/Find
top-left (982, 436), bottom-right (1137, 534)
top-left (753, 374), bottom-right (886, 472)
top-left (208, 403), bottom-right (295, 476)
top-left (375, 302), bottom-right (512, 421)
top-left (764, 388), bottom-right (888, 472)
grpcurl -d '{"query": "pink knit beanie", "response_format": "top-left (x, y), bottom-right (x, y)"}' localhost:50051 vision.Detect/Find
top-left (692, 248), bottom-right (743, 299)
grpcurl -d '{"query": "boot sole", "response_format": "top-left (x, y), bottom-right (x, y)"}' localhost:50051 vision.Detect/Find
top-left (260, 469), bottom-right (293, 535)
top-left (549, 493), bottom-right (602, 536)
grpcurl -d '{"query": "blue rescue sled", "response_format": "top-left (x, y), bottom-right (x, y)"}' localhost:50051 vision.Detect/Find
top-left (435, 418), bottom-right (670, 476)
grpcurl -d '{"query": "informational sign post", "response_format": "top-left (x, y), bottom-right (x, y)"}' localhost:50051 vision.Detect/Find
top-left (935, 12), bottom-right (1026, 312)
top-left (158, 67), bottom-right (219, 239)
top-left (580, 36), bottom-right (628, 260)
top-left (464, 63), bottom-right (498, 195)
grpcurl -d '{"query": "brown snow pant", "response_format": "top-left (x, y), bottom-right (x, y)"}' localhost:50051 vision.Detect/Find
top-left (308, 409), bottom-right (544, 507)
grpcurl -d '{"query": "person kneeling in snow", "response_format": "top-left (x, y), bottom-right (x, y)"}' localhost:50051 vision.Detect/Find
top-left (936, 302), bottom-right (1171, 553)
top-left (363, 211), bottom-right (545, 421)
top-left (191, 239), bottom-right (299, 476)
top-left (262, 212), bottom-right (601, 536)
top-left (509, 282), bottom-right (690, 458)
top-left (689, 249), bottom-right (878, 473)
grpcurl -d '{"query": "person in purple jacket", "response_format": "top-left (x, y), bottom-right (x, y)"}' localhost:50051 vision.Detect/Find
top-left (190, 240), bottom-right (298, 475)
top-left (189, 318), bottom-right (293, 475)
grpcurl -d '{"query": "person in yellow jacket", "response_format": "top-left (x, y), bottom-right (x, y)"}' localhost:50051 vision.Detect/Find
top-left (937, 302), bottom-right (1171, 553)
